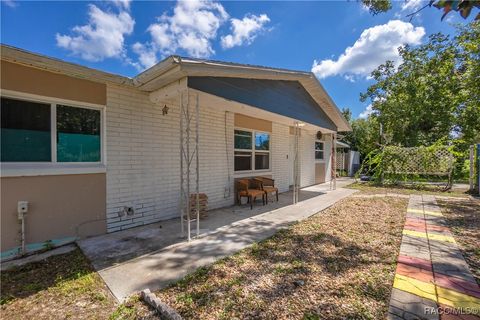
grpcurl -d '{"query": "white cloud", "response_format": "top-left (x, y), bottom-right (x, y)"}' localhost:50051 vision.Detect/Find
top-left (311, 20), bottom-right (425, 79)
top-left (112, 0), bottom-right (131, 11)
top-left (56, 4), bottom-right (134, 62)
top-left (221, 14), bottom-right (270, 49)
top-left (134, 1), bottom-right (271, 70)
top-left (401, 0), bottom-right (425, 12)
top-left (359, 104), bottom-right (375, 119)
top-left (136, 0), bottom-right (228, 66)
top-left (131, 42), bottom-right (157, 69)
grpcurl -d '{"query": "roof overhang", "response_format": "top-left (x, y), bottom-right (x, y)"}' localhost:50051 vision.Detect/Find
top-left (135, 57), bottom-right (351, 132)
top-left (1, 45), bottom-right (351, 132)
top-left (1, 44), bottom-right (133, 86)
top-left (336, 141), bottom-right (350, 148)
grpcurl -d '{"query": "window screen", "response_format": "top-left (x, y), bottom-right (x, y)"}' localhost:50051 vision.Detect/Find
top-left (57, 105), bottom-right (101, 162)
top-left (234, 151), bottom-right (252, 171)
top-left (255, 132), bottom-right (270, 150)
top-left (315, 141), bottom-right (324, 160)
top-left (1, 97), bottom-right (51, 162)
top-left (255, 152), bottom-right (269, 170)
top-left (234, 130), bottom-right (252, 149)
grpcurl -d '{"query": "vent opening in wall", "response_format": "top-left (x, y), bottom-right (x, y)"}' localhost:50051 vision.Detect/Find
top-left (119, 206), bottom-right (135, 217)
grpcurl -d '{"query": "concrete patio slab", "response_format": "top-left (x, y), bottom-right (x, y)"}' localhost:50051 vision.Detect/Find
top-left (79, 179), bottom-right (356, 301)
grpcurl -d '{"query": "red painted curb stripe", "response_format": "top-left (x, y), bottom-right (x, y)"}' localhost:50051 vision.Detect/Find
top-left (406, 216), bottom-right (426, 223)
top-left (404, 224), bottom-right (428, 232)
top-left (427, 224), bottom-right (451, 233)
top-left (435, 273), bottom-right (480, 299)
top-left (398, 255), bottom-right (432, 271)
top-left (396, 262), bottom-right (435, 283)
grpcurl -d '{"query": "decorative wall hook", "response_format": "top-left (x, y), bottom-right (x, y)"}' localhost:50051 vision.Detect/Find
top-left (162, 105), bottom-right (169, 116)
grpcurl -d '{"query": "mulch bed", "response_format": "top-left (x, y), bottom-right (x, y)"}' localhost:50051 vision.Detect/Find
top-left (154, 197), bottom-right (408, 320)
top-left (437, 198), bottom-right (480, 284)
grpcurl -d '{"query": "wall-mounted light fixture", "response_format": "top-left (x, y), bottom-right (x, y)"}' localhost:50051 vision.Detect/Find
top-left (162, 104), bottom-right (169, 116)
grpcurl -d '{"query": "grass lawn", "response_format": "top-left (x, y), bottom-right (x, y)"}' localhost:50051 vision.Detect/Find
top-left (0, 248), bottom-right (155, 320)
top-left (0, 195), bottom-right (413, 319)
top-left (437, 198), bottom-right (480, 284)
top-left (347, 182), bottom-right (470, 197)
top-left (152, 197), bottom-right (408, 320)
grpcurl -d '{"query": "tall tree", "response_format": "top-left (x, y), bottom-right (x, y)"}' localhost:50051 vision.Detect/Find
top-left (360, 22), bottom-right (480, 147)
top-left (341, 108), bottom-right (381, 158)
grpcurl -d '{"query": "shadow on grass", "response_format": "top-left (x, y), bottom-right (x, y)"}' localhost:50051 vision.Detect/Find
top-left (153, 198), bottom-right (406, 319)
top-left (0, 248), bottom-right (97, 304)
top-left (348, 181), bottom-right (469, 196)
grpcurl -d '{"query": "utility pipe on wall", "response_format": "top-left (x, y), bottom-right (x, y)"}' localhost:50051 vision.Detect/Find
top-left (17, 201), bottom-right (28, 256)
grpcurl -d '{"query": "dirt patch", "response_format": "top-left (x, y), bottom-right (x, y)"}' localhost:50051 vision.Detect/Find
top-left (154, 197), bottom-right (407, 320)
top-left (0, 247), bottom-right (160, 319)
top-left (437, 198), bottom-right (480, 284)
top-left (347, 182), bottom-right (469, 198)
top-left (1, 247), bottom-right (118, 319)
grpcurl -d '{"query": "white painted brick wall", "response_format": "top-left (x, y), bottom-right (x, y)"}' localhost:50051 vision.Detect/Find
top-left (106, 85), bottom-right (234, 232)
top-left (300, 130), bottom-right (316, 187)
top-left (323, 137), bottom-right (333, 182)
top-left (106, 84), bottom-right (326, 232)
top-left (271, 123), bottom-right (290, 193)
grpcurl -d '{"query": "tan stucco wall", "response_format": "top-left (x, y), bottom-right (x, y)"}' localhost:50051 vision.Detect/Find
top-left (234, 114), bottom-right (272, 132)
top-left (315, 163), bottom-right (326, 184)
top-left (1, 60), bottom-right (106, 105)
top-left (1, 174), bottom-right (106, 252)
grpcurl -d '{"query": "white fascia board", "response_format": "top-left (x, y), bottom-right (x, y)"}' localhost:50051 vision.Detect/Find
top-left (149, 77), bottom-right (187, 104)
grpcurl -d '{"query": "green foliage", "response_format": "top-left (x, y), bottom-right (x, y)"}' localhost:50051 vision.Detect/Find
top-left (357, 141), bottom-right (454, 186)
top-left (360, 22), bottom-right (480, 147)
top-left (43, 240), bottom-right (54, 251)
top-left (361, 0), bottom-right (392, 15)
top-left (361, 0), bottom-right (480, 21)
top-left (341, 108), bottom-right (380, 159)
top-left (433, 0), bottom-right (480, 21)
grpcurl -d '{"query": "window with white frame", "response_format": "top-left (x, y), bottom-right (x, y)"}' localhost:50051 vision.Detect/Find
top-left (315, 141), bottom-right (324, 160)
top-left (234, 129), bottom-right (270, 171)
top-left (1, 97), bottom-right (102, 163)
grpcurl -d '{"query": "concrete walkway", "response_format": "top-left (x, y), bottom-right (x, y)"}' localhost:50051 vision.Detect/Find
top-left (79, 180), bottom-right (355, 301)
top-left (387, 194), bottom-right (480, 320)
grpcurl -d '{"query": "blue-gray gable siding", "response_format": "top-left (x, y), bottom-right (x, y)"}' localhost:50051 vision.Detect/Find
top-left (187, 77), bottom-right (337, 131)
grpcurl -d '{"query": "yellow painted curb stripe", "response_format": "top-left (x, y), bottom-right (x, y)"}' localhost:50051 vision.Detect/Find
top-left (407, 208), bottom-right (443, 216)
top-left (427, 233), bottom-right (456, 244)
top-left (393, 274), bottom-right (437, 302)
top-left (403, 229), bottom-right (456, 244)
top-left (424, 210), bottom-right (443, 217)
top-left (407, 208), bottom-right (424, 214)
top-left (394, 274), bottom-right (480, 309)
top-left (403, 229), bottom-right (428, 239)
top-left (437, 286), bottom-right (480, 310)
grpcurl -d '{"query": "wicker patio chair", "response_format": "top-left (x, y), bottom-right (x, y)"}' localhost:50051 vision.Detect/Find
top-left (236, 179), bottom-right (265, 209)
top-left (254, 177), bottom-right (279, 203)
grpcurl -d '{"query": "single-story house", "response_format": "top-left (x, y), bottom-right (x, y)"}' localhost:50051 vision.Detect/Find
top-left (0, 44), bottom-right (350, 259)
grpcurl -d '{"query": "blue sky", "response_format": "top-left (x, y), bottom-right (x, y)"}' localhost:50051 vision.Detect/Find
top-left (1, 0), bottom-right (463, 118)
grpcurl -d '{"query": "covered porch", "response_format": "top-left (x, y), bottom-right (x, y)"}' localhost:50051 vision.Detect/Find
top-left (145, 73), bottom-right (344, 240)
top-left (78, 178), bottom-right (355, 301)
